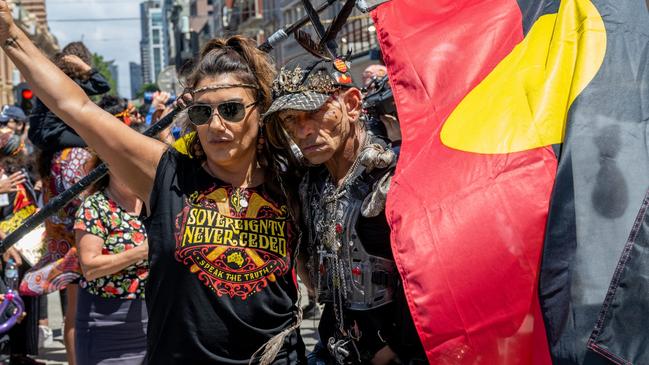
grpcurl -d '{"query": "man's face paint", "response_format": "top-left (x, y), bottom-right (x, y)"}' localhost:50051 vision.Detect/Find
top-left (278, 96), bottom-right (352, 165)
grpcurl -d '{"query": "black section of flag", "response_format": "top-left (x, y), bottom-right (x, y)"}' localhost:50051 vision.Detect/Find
top-left (517, 0), bottom-right (560, 35)
top-left (587, 188), bottom-right (649, 364)
top-left (538, 1), bottom-right (649, 364)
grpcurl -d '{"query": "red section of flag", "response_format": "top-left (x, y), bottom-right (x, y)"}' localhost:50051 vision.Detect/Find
top-left (372, 0), bottom-right (554, 363)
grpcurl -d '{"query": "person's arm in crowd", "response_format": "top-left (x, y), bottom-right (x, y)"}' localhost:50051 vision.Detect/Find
top-left (76, 230), bottom-right (148, 281)
top-left (0, 2), bottom-right (166, 204)
top-left (155, 106), bottom-right (177, 144)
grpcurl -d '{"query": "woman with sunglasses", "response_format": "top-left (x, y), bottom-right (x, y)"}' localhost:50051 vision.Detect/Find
top-left (0, 4), bottom-right (304, 364)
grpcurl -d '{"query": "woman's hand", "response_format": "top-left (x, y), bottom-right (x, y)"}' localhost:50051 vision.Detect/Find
top-left (152, 91), bottom-right (171, 111)
top-left (2, 246), bottom-right (22, 267)
top-left (61, 54), bottom-right (92, 75)
top-left (0, 1), bottom-right (17, 45)
top-left (173, 91), bottom-right (193, 110)
top-left (0, 171), bottom-right (25, 193)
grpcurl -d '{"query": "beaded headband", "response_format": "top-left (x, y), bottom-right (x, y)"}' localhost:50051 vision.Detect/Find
top-left (191, 83), bottom-right (259, 95)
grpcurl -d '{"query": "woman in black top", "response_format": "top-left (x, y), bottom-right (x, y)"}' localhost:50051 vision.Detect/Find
top-left (0, 6), bottom-right (304, 364)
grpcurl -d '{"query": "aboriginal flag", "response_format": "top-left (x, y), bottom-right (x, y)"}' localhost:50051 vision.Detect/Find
top-left (372, 0), bottom-right (649, 364)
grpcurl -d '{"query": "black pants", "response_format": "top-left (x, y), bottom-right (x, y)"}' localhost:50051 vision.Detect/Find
top-left (6, 264), bottom-right (39, 355)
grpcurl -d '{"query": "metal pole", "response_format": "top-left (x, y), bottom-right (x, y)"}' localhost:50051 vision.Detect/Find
top-left (258, 0), bottom-right (338, 52)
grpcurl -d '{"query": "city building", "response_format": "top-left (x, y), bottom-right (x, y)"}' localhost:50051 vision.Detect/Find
top-left (167, 0), bottom-right (194, 73)
top-left (163, 0), bottom-right (379, 87)
top-left (108, 62), bottom-right (119, 96)
top-left (140, 1), bottom-right (153, 84)
top-left (130, 62), bottom-right (143, 99)
top-left (140, 0), bottom-right (167, 84)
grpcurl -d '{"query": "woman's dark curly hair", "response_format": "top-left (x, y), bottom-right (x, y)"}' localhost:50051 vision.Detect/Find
top-left (62, 42), bottom-right (92, 65)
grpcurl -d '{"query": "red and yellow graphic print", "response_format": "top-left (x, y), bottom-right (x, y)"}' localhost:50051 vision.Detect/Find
top-left (174, 185), bottom-right (291, 300)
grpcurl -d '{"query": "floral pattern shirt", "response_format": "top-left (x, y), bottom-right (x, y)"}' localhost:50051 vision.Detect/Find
top-left (41, 147), bottom-right (93, 264)
top-left (74, 191), bottom-right (148, 299)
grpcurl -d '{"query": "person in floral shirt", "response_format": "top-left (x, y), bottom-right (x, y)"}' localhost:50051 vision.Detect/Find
top-left (73, 166), bottom-right (148, 365)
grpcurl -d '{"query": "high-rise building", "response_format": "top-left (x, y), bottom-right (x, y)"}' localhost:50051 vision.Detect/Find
top-left (167, 0), bottom-right (193, 72)
top-left (140, 2), bottom-right (151, 84)
top-left (130, 62), bottom-right (143, 99)
top-left (108, 62), bottom-right (119, 96)
top-left (160, 0), bottom-right (176, 68)
top-left (140, 0), bottom-right (167, 84)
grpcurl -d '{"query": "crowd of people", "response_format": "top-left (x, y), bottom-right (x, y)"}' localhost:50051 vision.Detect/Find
top-left (0, 1), bottom-right (416, 364)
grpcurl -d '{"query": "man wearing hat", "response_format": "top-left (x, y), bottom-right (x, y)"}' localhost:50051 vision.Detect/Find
top-left (263, 56), bottom-right (426, 365)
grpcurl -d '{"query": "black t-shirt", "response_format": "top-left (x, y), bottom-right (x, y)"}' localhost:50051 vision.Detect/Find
top-left (145, 149), bottom-right (302, 364)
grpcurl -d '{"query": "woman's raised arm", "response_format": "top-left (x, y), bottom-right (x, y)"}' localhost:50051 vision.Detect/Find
top-left (0, 1), bottom-right (167, 202)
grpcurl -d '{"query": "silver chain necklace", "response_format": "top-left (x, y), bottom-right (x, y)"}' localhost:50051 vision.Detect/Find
top-left (312, 132), bottom-right (369, 337)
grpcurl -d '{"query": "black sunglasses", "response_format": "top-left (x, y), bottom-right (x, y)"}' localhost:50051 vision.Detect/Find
top-left (187, 101), bottom-right (258, 126)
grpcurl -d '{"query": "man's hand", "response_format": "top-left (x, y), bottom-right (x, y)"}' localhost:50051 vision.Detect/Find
top-left (0, 171), bottom-right (25, 193)
top-left (2, 246), bottom-right (22, 267)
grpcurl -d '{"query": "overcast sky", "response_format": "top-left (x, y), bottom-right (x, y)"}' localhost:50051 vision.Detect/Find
top-left (46, 0), bottom-right (143, 98)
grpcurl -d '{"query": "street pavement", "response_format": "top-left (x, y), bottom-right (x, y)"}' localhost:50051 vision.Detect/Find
top-left (33, 292), bottom-right (67, 365)
top-left (33, 285), bottom-right (321, 364)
